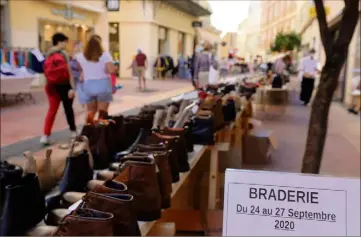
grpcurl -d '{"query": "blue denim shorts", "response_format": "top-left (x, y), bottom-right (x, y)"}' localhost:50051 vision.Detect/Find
top-left (77, 78), bottom-right (113, 104)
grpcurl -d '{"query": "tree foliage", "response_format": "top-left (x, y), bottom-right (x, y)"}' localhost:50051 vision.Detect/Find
top-left (270, 31), bottom-right (302, 52)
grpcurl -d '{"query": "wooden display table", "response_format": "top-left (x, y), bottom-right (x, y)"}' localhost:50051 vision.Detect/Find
top-left (139, 145), bottom-right (207, 235)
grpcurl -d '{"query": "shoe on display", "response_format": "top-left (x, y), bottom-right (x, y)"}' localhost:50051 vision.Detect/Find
top-left (132, 151), bottom-right (172, 209)
top-left (113, 158), bottom-right (162, 221)
top-left (160, 128), bottom-right (190, 172)
top-left (0, 174), bottom-right (45, 236)
top-left (52, 208), bottom-right (114, 236)
top-left (80, 192), bottom-right (140, 236)
top-left (136, 143), bottom-right (180, 183)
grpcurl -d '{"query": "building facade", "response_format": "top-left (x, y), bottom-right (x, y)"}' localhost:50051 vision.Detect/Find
top-left (108, 0), bottom-right (211, 79)
top-left (237, 1), bottom-right (261, 61)
top-left (260, 0), bottom-right (298, 56)
top-left (299, 1), bottom-right (360, 105)
top-left (197, 1), bottom-right (222, 59)
top-left (220, 32), bottom-right (238, 59)
top-left (1, 0), bottom-right (108, 52)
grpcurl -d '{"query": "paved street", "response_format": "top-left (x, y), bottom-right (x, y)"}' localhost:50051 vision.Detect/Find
top-left (1, 79), bottom-right (193, 147)
top-left (2, 77), bottom-right (360, 178)
top-left (245, 96), bottom-right (360, 178)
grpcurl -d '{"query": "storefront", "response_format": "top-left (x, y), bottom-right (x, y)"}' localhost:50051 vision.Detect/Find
top-left (5, 0), bottom-right (108, 53)
top-left (108, 0), bottom-right (210, 79)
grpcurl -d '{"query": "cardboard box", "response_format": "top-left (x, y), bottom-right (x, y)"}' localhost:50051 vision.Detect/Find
top-left (242, 128), bottom-right (277, 165)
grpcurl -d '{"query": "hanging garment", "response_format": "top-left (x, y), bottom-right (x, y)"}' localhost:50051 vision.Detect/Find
top-left (24, 50), bottom-right (30, 68)
top-left (6, 48), bottom-right (11, 64)
top-left (14, 51), bottom-right (19, 67)
top-left (10, 49), bottom-right (16, 67)
top-left (17, 50), bottom-right (25, 67)
top-left (27, 51), bottom-right (32, 68)
top-left (177, 56), bottom-right (188, 79)
top-left (30, 49), bottom-right (44, 73)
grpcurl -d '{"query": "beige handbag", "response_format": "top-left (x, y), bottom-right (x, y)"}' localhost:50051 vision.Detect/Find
top-left (49, 136), bottom-right (93, 179)
top-left (9, 136), bottom-right (93, 192)
top-left (23, 149), bottom-right (57, 193)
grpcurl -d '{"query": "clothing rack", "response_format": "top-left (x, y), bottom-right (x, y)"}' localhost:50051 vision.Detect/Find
top-left (0, 47), bottom-right (36, 68)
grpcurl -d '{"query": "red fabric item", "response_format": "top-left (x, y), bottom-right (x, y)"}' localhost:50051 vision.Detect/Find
top-left (135, 53), bottom-right (147, 66)
top-left (111, 73), bottom-right (117, 94)
top-left (198, 91), bottom-right (208, 99)
top-left (43, 84), bottom-right (61, 136)
top-left (44, 52), bottom-right (69, 84)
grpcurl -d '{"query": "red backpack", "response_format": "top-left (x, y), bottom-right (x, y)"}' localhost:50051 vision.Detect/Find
top-left (44, 52), bottom-right (70, 84)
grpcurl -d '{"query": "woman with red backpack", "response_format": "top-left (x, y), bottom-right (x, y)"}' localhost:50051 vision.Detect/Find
top-left (41, 33), bottom-right (77, 145)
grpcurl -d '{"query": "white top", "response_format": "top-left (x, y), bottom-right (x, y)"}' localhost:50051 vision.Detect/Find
top-left (273, 58), bottom-right (286, 74)
top-left (75, 52), bottom-right (113, 80)
top-left (299, 55), bottom-right (318, 77)
top-left (220, 59), bottom-right (228, 69)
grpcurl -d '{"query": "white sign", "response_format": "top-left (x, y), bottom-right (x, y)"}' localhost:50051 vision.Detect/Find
top-left (223, 169), bottom-right (360, 236)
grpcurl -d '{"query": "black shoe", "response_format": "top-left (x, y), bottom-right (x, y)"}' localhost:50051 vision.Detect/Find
top-left (0, 161), bottom-right (23, 214)
top-left (0, 174), bottom-right (45, 236)
top-left (59, 150), bottom-right (93, 193)
top-left (348, 108), bottom-right (359, 115)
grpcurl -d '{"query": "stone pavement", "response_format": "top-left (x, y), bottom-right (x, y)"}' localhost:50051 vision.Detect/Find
top-left (245, 101), bottom-right (360, 178)
top-left (1, 78), bottom-right (193, 148)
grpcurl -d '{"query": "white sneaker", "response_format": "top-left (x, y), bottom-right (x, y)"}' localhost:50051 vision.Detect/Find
top-left (40, 135), bottom-right (50, 145)
top-left (71, 131), bottom-right (78, 139)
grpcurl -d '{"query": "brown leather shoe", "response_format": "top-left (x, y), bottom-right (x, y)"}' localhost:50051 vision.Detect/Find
top-left (52, 208), bottom-right (114, 236)
top-left (113, 158), bottom-right (162, 221)
top-left (131, 151), bottom-right (172, 209)
top-left (92, 179), bottom-right (128, 194)
top-left (160, 128), bottom-right (190, 172)
top-left (136, 143), bottom-right (180, 183)
top-left (150, 131), bottom-right (190, 172)
top-left (81, 192), bottom-right (140, 236)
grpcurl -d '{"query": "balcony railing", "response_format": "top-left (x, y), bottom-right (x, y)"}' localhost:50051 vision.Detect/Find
top-left (164, 0), bottom-right (211, 17)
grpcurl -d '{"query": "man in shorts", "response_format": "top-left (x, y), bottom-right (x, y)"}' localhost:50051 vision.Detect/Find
top-left (135, 48), bottom-right (148, 90)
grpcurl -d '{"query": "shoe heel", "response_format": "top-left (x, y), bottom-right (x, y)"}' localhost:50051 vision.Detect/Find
top-left (137, 209), bottom-right (161, 222)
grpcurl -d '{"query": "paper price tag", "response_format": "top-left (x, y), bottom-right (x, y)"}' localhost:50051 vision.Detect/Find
top-left (223, 170), bottom-right (360, 236)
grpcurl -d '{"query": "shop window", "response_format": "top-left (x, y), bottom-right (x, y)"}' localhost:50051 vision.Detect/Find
top-left (109, 22), bottom-right (119, 61)
top-left (38, 20), bottom-right (93, 54)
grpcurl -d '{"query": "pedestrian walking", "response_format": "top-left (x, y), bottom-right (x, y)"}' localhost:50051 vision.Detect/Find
top-left (134, 48), bottom-right (148, 90)
top-left (299, 49), bottom-right (319, 105)
top-left (69, 41), bottom-right (84, 110)
top-left (193, 42), bottom-right (218, 88)
top-left (41, 33), bottom-right (77, 145)
top-left (75, 35), bottom-right (116, 124)
top-left (219, 57), bottom-right (229, 78)
top-left (273, 55), bottom-right (292, 88)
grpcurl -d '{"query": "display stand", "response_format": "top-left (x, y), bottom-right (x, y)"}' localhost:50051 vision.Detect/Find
top-left (24, 104), bottom-right (250, 236)
top-left (138, 145), bottom-right (207, 236)
top-left (142, 110), bottom-right (246, 236)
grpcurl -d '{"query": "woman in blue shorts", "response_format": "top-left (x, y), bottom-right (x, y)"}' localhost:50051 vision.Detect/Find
top-left (75, 35), bottom-right (116, 123)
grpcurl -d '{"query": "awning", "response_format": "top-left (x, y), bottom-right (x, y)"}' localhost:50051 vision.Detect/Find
top-left (164, 0), bottom-right (211, 17)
